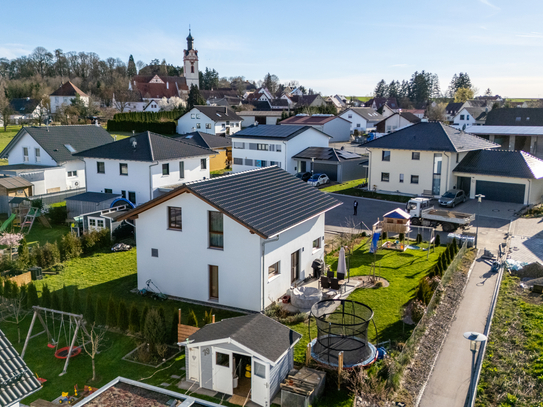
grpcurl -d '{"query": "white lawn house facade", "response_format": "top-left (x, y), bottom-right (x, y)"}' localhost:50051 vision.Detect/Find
top-left (50, 81), bottom-right (89, 114)
top-left (177, 106), bottom-right (243, 136)
top-left (229, 125), bottom-right (330, 174)
top-left (118, 167), bottom-right (340, 312)
top-left (279, 114), bottom-right (351, 142)
top-left (362, 122), bottom-right (499, 198)
top-left (74, 131), bottom-right (214, 206)
top-left (339, 107), bottom-right (385, 133)
top-left (0, 126), bottom-right (113, 195)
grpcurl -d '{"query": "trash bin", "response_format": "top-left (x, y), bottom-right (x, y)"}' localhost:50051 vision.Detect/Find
top-left (29, 267), bottom-right (43, 280)
top-left (311, 259), bottom-right (324, 279)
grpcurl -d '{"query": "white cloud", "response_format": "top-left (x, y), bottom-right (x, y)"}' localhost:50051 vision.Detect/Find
top-left (0, 44), bottom-right (32, 59)
top-left (390, 64), bottom-right (409, 67)
top-left (479, 0), bottom-right (500, 10)
top-left (516, 32), bottom-right (543, 38)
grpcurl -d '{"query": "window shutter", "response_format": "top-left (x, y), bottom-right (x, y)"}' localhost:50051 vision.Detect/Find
top-left (234, 158), bottom-right (243, 165)
top-left (269, 144), bottom-right (275, 152)
top-left (249, 143), bottom-right (258, 150)
top-left (245, 158), bottom-right (253, 166)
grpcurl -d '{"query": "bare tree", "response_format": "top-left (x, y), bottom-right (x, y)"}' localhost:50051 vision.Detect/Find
top-left (6, 286), bottom-right (28, 343)
top-left (80, 322), bottom-right (108, 382)
top-left (112, 77), bottom-right (140, 113)
top-left (0, 84), bottom-right (13, 131)
top-left (347, 367), bottom-right (393, 406)
top-left (426, 102), bottom-right (447, 122)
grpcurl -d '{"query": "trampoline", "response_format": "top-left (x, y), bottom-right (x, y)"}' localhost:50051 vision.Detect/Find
top-left (309, 299), bottom-right (377, 369)
top-left (55, 346), bottom-right (82, 359)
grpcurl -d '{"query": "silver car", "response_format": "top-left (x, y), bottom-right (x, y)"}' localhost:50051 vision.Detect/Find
top-left (438, 189), bottom-right (466, 207)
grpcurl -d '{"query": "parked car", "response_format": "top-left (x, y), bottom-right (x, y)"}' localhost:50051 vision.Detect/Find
top-left (307, 173), bottom-right (330, 187)
top-left (438, 189), bottom-right (466, 207)
top-left (295, 172), bottom-right (312, 182)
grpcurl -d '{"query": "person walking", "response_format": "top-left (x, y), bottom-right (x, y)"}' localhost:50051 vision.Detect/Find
top-left (353, 200), bottom-right (358, 216)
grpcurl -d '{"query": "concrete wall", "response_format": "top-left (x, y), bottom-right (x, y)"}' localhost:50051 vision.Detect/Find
top-left (323, 119), bottom-right (351, 143)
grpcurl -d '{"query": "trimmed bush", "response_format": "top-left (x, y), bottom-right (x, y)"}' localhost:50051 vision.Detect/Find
top-left (41, 284), bottom-right (51, 308)
top-left (2, 279), bottom-right (12, 299)
top-left (27, 283), bottom-right (39, 308)
top-left (71, 287), bottom-right (82, 315)
top-left (106, 296), bottom-right (118, 327)
top-left (85, 291), bottom-right (95, 324)
top-left (169, 309), bottom-right (179, 344)
top-left (36, 242), bottom-right (60, 269)
top-left (51, 290), bottom-right (61, 311)
top-left (399, 233), bottom-right (405, 242)
top-left (129, 303), bottom-right (140, 333)
top-left (416, 277), bottom-right (434, 305)
top-left (48, 205), bottom-right (68, 225)
top-left (17, 239), bottom-right (31, 269)
top-left (117, 300), bottom-right (129, 331)
top-left (140, 305), bottom-right (149, 333)
top-left (382, 232), bottom-right (388, 240)
top-left (61, 284), bottom-right (71, 313)
top-left (187, 309), bottom-right (199, 327)
top-left (95, 295), bottom-right (106, 326)
top-left (144, 308), bottom-right (167, 355)
top-left (435, 234), bottom-right (441, 247)
top-left (60, 233), bottom-right (82, 261)
top-left (416, 233), bottom-right (423, 244)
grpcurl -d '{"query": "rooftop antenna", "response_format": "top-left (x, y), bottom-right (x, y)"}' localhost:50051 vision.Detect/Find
top-left (130, 137), bottom-right (137, 150)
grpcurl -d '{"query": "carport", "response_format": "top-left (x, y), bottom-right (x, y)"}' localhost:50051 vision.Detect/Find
top-left (293, 146), bottom-right (366, 182)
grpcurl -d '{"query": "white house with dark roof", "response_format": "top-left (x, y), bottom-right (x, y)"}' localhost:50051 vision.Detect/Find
top-left (176, 106), bottom-right (243, 136)
top-left (50, 81), bottom-right (89, 114)
top-left (339, 107), bottom-right (385, 133)
top-left (229, 125), bottom-right (330, 174)
top-left (375, 111), bottom-right (421, 134)
top-left (117, 166), bottom-right (340, 312)
top-left (279, 114), bottom-right (351, 142)
top-left (73, 131), bottom-right (214, 206)
top-left (452, 107), bottom-right (488, 130)
top-left (361, 122), bottom-right (499, 197)
top-left (0, 125), bottom-right (113, 195)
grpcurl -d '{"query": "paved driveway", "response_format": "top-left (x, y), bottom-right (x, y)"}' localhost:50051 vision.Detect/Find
top-left (509, 218), bottom-right (543, 263)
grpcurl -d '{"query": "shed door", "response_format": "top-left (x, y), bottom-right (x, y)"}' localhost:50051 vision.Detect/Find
top-left (475, 180), bottom-right (525, 204)
top-left (313, 163), bottom-right (338, 181)
top-left (251, 359), bottom-right (269, 407)
top-left (188, 347), bottom-right (200, 382)
top-left (212, 349), bottom-right (233, 395)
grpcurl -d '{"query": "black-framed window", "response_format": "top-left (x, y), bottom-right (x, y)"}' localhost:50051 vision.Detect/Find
top-left (151, 248), bottom-right (158, 257)
top-left (128, 191), bottom-right (136, 204)
top-left (97, 162), bottom-right (105, 174)
top-left (179, 161), bottom-right (185, 178)
top-left (209, 265), bottom-right (219, 299)
top-left (382, 151), bottom-right (391, 161)
top-left (381, 172), bottom-right (390, 182)
top-left (209, 211), bottom-right (223, 249)
top-left (460, 115), bottom-right (465, 120)
top-left (168, 207), bottom-right (182, 230)
top-left (411, 175), bottom-right (419, 184)
top-left (412, 152), bottom-right (420, 160)
top-left (104, 188), bottom-right (112, 194)
top-left (119, 163), bottom-right (128, 176)
top-left (257, 143), bottom-right (268, 151)
top-left (268, 262), bottom-right (280, 278)
top-left (201, 158), bottom-right (207, 170)
top-left (121, 190), bottom-right (126, 199)
top-left (162, 163), bottom-right (170, 176)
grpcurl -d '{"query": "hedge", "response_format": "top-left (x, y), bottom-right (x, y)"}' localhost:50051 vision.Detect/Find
top-left (112, 110), bottom-right (184, 122)
top-left (106, 120), bottom-right (177, 134)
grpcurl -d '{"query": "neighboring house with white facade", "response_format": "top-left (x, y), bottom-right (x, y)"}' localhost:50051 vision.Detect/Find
top-left (279, 114), bottom-right (351, 142)
top-left (292, 146), bottom-right (366, 182)
top-left (9, 98), bottom-right (45, 124)
top-left (229, 125), bottom-right (330, 174)
top-left (0, 125), bottom-right (113, 195)
top-left (117, 166), bottom-right (341, 312)
top-left (375, 112), bottom-right (421, 134)
top-left (445, 102), bottom-right (464, 122)
top-left (177, 106), bottom-right (243, 136)
top-left (73, 131), bottom-right (214, 206)
top-left (339, 107), bottom-right (384, 132)
top-left (452, 107), bottom-right (487, 130)
top-left (361, 122), bottom-right (499, 197)
top-left (50, 81), bottom-right (89, 114)
top-left (380, 103), bottom-right (397, 118)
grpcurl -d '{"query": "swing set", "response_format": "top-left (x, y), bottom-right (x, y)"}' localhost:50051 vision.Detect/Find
top-left (21, 306), bottom-right (90, 376)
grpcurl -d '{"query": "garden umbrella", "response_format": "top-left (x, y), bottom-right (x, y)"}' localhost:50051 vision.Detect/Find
top-left (338, 246), bottom-right (347, 280)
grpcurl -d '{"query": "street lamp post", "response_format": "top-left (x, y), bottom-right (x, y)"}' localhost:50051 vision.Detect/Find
top-left (475, 194), bottom-right (485, 248)
top-left (463, 331), bottom-right (487, 406)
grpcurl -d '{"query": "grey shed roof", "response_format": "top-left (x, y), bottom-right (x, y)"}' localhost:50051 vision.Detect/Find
top-left (118, 166), bottom-right (341, 239)
top-left (231, 125), bottom-right (329, 140)
top-left (173, 131), bottom-right (231, 149)
top-left (0, 126), bottom-right (114, 163)
top-left (0, 329), bottom-right (42, 406)
top-left (66, 192), bottom-right (121, 203)
top-left (293, 147), bottom-right (362, 162)
top-left (360, 122), bottom-right (499, 152)
top-left (454, 150), bottom-right (543, 179)
top-left (485, 107), bottom-right (543, 126)
top-left (74, 131), bottom-right (215, 162)
top-left (0, 176), bottom-right (32, 189)
top-left (187, 314), bottom-right (302, 363)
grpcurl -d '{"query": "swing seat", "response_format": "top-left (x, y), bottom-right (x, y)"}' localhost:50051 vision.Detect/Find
top-left (47, 343), bottom-right (56, 349)
top-left (55, 346), bottom-right (82, 359)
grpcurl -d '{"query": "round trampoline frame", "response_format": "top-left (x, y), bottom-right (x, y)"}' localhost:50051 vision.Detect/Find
top-left (54, 346), bottom-right (82, 359)
top-left (309, 299), bottom-right (378, 369)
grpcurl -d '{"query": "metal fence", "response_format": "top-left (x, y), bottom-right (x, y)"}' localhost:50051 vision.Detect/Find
top-left (0, 188), bottom-right (85, 215)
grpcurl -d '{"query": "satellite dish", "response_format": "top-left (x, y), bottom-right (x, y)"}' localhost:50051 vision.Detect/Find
top-left (130, 137), bottom-right (137, 149)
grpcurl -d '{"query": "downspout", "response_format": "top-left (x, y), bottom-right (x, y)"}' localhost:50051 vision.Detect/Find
top-left (367, 149), bottom-right (372, 188)
top-left (283, 141), bottom-right (287, 171)
top-left (444, 153), bottom-right (450, 192)
top-left (261, 235), bottom-right (280, 311)
top-left (527, 179), bottom-right (531, 205)
top-left (148, 161), bottom-right (159, 201)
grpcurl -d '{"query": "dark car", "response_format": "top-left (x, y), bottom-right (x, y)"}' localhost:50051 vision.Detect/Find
top-left (295, 172), bottom-right (312, 182)
top-left (438, 189), bottom-right (466, 207)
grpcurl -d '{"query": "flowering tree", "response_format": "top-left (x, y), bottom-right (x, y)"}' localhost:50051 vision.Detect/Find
top-left (158, 97), bottom-right (186, 111)
top-left (0, 233), bottom-right (24, 260)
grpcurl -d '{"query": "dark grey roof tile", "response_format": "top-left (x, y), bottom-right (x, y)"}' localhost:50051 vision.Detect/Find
top-left (454, 149), bottom-right (543, 179)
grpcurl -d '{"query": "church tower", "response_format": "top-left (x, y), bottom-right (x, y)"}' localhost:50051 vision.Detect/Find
top-left (183, 29), bottom-right (199, 89)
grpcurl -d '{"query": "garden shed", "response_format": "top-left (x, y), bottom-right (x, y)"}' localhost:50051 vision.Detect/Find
top-left (182, 314), bottom-right (301, 407)
top-left (66, 192), bottom-right (121, 219)
top-left (381, 208), bottom-right (411, 234)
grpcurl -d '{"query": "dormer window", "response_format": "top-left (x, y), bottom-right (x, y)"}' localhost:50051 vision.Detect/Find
top-left (64, 144), bottom-right (76, 153)
top-left (516, 117), bottom-right (521, 122)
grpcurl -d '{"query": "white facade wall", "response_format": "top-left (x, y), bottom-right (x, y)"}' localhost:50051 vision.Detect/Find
top-left (8, 131), bottom-right (56, 166)
top-left (64, 160), bottom-right (86, 190)
top-left (367, 148), bottom-right (457, 197)
top-left (35, 167), bottom-right (68, 195)
top-left (240, 116), bottom-right (279, 127)
top-left (339, 111), bottom-right (368, 132)
top-left (231, 128), bottom-right (330, 174)
top-left (322, 119), bottom-right (351, 142)
top-left (452, 108), bottom-right (477, 130)
top-left (177, 108), bottom-right (242, 135)
top-left (83, 156), bottom-right (209, 205)
top-left (50, 95), bottom-right (89, 114)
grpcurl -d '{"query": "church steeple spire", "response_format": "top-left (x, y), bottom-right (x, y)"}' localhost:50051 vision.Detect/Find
top-left (186, 27), bottom-right (194, 51)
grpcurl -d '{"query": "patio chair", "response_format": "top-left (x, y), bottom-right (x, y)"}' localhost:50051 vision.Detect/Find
top-left (337, 272), bottom-right (345, 281)
top-left (320, 276), bottom-right (330, 289)
top-left (330, 278), bottom-right (340, 291)
top-left (327, 270), bottom-right (335, 279)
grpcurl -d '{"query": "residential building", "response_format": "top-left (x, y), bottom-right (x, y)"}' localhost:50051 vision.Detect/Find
top-left (292, 146), bottom-right (366, 182)
top-left (229, 125), bottom-right (330, 173)
top-left (173, 131), bottom-right (231, 171)
top-left (279, 114), bottom-right (351, 142)
top-left (339, 107), bottom-right (384, 132)
top-left (73, 130), bottom-right (214, 205)
top-left (361, 122), bottom-right (498, 197)
top-left (453, 149), bottom-right (543, 204)
top-left (380, 103), bottom-right (397, 118)
top-left (365, 97), bottom-right (399, 111)
top-left (445, 102), bottom-right (464, 122)
top-left (50, 81), bottom-right (89, 114)
top-left (289, 94), bottom-right (327, 108)
top-left (238, 110), bottom-right (282, 127)
top-left (176, 106), bottom-right (243, 136)
top-left (0, 125), bottom-right (113, 194)
top-left (403, 109), bottom-right (426, 119)
top-left (116, 166), bottom-right (340, 312)
top-left (9, 98), bottom-right (44, 124)
top-left (375, 112), bottom-right (421, 133)
top-left (129, 75), bottom-right (188, 101)
top-left (452, 107), bottom-right (488, 130)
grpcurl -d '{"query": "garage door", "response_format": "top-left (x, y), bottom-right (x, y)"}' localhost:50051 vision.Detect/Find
top-left (475, 180), bottom-right (525, 204)
top-left (313, 163), bottom-right (338, 181)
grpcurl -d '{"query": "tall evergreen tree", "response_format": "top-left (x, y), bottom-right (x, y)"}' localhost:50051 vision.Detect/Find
top-left (85, 291), bottom-right (95, 324)
top-left (27, 283), bottom-right (39, 308)
top-left (129, 303), bottom-right (140, 333)
top-left (41, 284), bottom-right (52, 308)
top-left (71, 286), bottom-right (82, 315)
top-left (140, 304), bottom-right (150, 332)
top-left (170, 309), bottom-right (179, 344)
top-left (95, 295), bottom-right (106, 326)
top-left (374, 79), bottom-right (388, 98)
top-left (51, 290), bottom-right (61, 311)
top-left (106, 295), bottom-right (118, 327)
top-left (117, 300), bottom-right (129, 331)
top-left (187, 84), bottom-right (205, 109)
top-left (127, 55), bottom-right (137, 77)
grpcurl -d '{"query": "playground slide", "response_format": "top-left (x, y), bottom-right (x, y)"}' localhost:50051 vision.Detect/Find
top-left (370, 231), bottom-right (381, 253)
top-left (0, 213), bottom-right (17, 233)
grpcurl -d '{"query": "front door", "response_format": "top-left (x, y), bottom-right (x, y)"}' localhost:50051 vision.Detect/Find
top-left (188, 347), bottom-right (200, 382)
top-left (212, 349), bottom-right (233, 395)
top-left (300, 160), bottom-right (307, 172)
top-left (251, 359), bottom-right (269, 407)
top-left (291, 250), bottom-right (300, 282)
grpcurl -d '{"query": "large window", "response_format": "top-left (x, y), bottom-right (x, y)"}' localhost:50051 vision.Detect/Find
top-left (255, 160), bottom-right (267, 167)
top-left (120, 163), bottom-right (128, 176)
top-left (313, 238), bottom-right (321, 250)
top-left (128, 191), bottom-right (136, 204)
top-left (268, 262), bottom-right (280, 278)
top-left (35, 148), bottom-right (41, 163)
top-left (381, 172), bottom-right (390, 182)
top-left (209, 265), bottom-right (219, 299)
top-left (179, 161), bottom-right (185, 178)
top-left (233, 142), bottom-right (245, 149)
top-left (162, 163), bottom-right (169, 176)
top-left (399, 173), bottom-right (404, 183)
top-left (209, 211), bottom-right (224, 249)
top-left (104, 188), bottom-right (112, 194)
top-left (233, 158), bottom-right (243, 165)
top-left (257, 143), bottom-right (268, 150)
top-left (205, 123), bottom-right (212, 129)
top-left (23, 147), bottom-right (29, 162)
top-left (201, 158), bottom-right (207, 170)
top-left (97, 162), bottom-right (105, 174)
top-left (382, 151), bottom-right (391, 161)
top-left (168, 207), bottom-right (182, 230)
top-left (411, 175), bottom-right (419, 184)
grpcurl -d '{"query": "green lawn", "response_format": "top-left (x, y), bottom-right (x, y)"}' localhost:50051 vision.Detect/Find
top-left (288, 240), bottom-right (444, 364)
top-left (25, 222), bottom-right (71, 247)
top-left (321, 178), bottom-right (367, 193)
top-left (211, 168), bottom-right (231, 177)
top-left (322, 183), bottom-right (413, 203)
top-left (0, 125), bottom-right (23, 165)
top-left (107, 130), bottom-right (135, 140)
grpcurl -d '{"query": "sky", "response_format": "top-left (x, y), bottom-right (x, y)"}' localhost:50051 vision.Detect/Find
top-left (2, 0), bottom-right (543, 97)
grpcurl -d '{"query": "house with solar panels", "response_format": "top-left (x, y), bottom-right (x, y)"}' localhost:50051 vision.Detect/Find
top-left (117, 166), bottom-right (341, 312)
